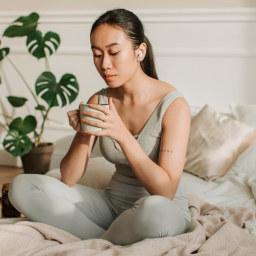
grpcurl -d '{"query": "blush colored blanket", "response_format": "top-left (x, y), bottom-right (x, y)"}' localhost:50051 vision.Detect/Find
top-left (0, 194), bottom-right (256, 256)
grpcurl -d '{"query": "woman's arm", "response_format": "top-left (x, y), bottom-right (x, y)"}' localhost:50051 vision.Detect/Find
top-left (60, 92), bottom-right (99, 187)
top-left (117, 97), bottom-right (191, 200)
top-left (60, 132), bottom-right (97, 187)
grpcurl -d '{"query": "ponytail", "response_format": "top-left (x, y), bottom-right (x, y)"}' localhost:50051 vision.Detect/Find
top-left (140, 35), bottom-right (158, 80)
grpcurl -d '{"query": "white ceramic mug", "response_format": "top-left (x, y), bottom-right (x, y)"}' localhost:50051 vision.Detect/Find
top-left (77, 104), bottom-right (110, 132)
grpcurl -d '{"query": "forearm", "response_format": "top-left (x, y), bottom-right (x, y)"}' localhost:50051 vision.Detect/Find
top-left (60, 132), bottom-right (92, 186)
top-left (117, 131), bottom-right (175, 200)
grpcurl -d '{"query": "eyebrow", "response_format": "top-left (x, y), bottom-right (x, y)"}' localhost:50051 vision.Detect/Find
top-left (91, 42), bottom-right (120, 50)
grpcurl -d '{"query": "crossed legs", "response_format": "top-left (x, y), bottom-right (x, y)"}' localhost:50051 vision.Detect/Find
top-left (9, 173), bottom-right (187, 245)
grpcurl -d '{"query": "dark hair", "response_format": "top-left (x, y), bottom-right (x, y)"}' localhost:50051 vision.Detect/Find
top-left (90, 8), bottom-right (158, 80)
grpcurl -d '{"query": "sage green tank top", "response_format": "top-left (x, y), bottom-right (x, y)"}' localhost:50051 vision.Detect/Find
top-left (98, 87), bottom-right (191, 228)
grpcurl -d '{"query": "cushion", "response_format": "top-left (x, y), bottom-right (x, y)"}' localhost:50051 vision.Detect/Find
top-left (184, 104), bottom-right (256, 181)
top-left (189, 105), bottom-right (203, 118)
top-left (229, 103), bottom-right (256, 175)
top-left (189, 105), bottom-right (233, 119)
top-left (45, 157), bottom-right (116, 189)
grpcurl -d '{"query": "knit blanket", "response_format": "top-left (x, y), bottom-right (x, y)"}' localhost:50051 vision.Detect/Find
top-left (0, 194), bottom-right (256, 256)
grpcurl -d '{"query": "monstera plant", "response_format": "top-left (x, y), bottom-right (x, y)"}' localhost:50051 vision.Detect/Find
top-left (0, 12), bottom-right (80, 174)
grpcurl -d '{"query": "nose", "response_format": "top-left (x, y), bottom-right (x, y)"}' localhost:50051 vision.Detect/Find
top-left (101, 53), bottom-right (112, 71)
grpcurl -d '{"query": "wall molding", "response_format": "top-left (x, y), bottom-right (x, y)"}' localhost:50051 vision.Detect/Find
top-left (5, 46), bottom-right (256, 58)
top-left (0, 8), bottom-right (256, 24)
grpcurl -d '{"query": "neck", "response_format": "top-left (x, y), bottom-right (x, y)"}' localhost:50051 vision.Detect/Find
top-left (116, 68), bottom-right (154, 105)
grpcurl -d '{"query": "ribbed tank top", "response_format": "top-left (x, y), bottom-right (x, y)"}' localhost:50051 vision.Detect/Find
top-left (98, 87), bottom-right (191, 229)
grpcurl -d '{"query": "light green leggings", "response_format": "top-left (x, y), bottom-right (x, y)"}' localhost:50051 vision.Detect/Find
top-left (9, 171), bottom-right (190, 246)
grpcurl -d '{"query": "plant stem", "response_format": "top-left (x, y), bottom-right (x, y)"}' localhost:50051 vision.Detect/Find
top-left (5, 56), bottom-right (46, 144)
top-left (0, 113), bottom-right (14, 119)
top-left (0, 122), bottom-right (8, 131)
top-left (45, 53), bottom-right (50, 71)
top-left (39, 107), bottom-right (50, 137)
top-left (25, 102), bottom-right (31, 115)
top-left (0, 96), bottom-right (8, 126)
top-left (6, 57), bottom-right (44, 117)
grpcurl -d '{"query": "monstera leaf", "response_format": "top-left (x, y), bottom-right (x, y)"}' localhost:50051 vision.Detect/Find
top-left (9, 115), bottom-right (37, 135)
top-left (3, 130), bottom-right (32, 157)
top-left (0, 47), bottom-right (9, 61)
top-left (7, 96), bottom-right (28, 107)
top-left (26, 30), bottom-right (60, 59)
top-left (0, 41), bottom-right (9, 84)
top-left (35, 71), bottom-right (79, 108)
top-left (2, 12), bottom-right (39, 37)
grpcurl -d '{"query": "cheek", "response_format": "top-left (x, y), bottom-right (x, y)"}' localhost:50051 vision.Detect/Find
top-left (115, 51), bottom-right (136, 75)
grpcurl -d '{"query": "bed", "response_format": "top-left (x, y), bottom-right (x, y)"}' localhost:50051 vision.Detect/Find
top-left (0, 103), bottom-right (256, 255)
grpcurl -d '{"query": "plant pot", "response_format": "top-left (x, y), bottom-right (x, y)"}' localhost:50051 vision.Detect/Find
top-left (20, 142), bottom-right (55, 175)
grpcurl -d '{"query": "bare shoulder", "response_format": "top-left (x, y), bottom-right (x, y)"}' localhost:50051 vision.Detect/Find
top-left (157, 81), bottom-right (191, 127)
top-left (86, 91), bottom-right (100, 104)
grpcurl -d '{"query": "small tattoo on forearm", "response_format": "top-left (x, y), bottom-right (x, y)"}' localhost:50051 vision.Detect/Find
top-left (159, 149), bottom-right (172, 153)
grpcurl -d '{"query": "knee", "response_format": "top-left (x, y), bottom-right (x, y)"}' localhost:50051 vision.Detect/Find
top-left (134, 195), bottom-right (170, 213)
top-left (132, 195), bottom-right (186, 237)
top-left (9, 174), bottom-right (39, 205)
top-left (133, 195), bottom-right (170, 228)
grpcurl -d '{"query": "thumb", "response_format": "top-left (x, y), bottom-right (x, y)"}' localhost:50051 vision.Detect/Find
top-left (109, 97), bottom-right (116, 112)
top-left (78, 101), bottom-right (84, 109)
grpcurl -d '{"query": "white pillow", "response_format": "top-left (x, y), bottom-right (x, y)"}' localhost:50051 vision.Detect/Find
top-left (45, 157), bottom-right (116, 189)
top-left (230, 103), bottom-right (256, 127)
top-left (189, 105), bottom-right (202, 118)
top-left (189, 105), bottom-right (233, 119)
top-left (229, 103), bottom-right (256, 175)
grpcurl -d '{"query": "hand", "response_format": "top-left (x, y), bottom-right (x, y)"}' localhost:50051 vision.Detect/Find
top-left (67, 101), bottom-right (88, 137)
top-left (82, 96), bottom-right (128, 142)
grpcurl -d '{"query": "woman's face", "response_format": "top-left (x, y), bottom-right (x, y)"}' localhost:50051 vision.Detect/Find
top-left (90, 24), bottom-right (141, 86)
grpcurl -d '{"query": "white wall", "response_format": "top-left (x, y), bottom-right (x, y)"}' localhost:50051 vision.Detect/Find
top-left (0, 8), bottom-right (256, 168)
top-left (2, 0), bottom-right (256, 11)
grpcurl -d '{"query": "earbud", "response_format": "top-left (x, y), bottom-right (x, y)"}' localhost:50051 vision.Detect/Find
top-left (138, 51), bottom-right (143, 61)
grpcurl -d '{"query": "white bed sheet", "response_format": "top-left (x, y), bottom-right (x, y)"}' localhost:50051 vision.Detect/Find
top-left (182, 169), bottom-right (256, 209)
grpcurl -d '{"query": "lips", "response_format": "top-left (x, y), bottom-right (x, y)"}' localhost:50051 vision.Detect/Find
top-left (105, 74), bottom-right (116, 77)
top-left (104, 74), bottom-right (116, 81)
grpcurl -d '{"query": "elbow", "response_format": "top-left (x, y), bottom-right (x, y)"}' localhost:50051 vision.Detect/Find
top-left (60, 178), bottom-right (73, 187)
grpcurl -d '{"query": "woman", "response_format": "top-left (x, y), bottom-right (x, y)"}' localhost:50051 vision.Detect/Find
top-left (9, 8), bottom-right (191, 246)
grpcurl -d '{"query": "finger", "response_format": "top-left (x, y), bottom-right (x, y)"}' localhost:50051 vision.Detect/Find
top-left (83, 119), bottom-right (108, 129)
top-left (68, 110), bottom-right (80, 117)
top-left (82, 111), bottom-right (107, 122)
top-left (108, 97), bottom-right (117, 113)
top-left (74, 119), bottom-right (80, 130)
top-left (69, 117), bottom-right (80, 127)
top-left (78, 101), bottom-right (84, 110)
top-left (88, 103), bottom-right (110, 115)
top-left (69, 116), bottom-right (80, 122)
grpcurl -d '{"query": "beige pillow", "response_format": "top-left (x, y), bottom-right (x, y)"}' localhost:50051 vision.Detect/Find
top-left (184, 104), bottom-right (256, 181)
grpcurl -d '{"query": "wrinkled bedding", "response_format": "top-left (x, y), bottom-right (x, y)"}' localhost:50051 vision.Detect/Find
top-left (0, 194), bottom-right (256, 256)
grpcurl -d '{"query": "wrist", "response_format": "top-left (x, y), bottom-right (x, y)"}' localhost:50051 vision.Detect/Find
top-left (77, 131), bottom-right (90, 141)
top-left (117, 129), bottom-right (133, 146)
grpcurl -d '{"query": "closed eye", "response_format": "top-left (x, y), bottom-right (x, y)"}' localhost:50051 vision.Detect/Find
top-left (94, 52), bottom-right (119, 58)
